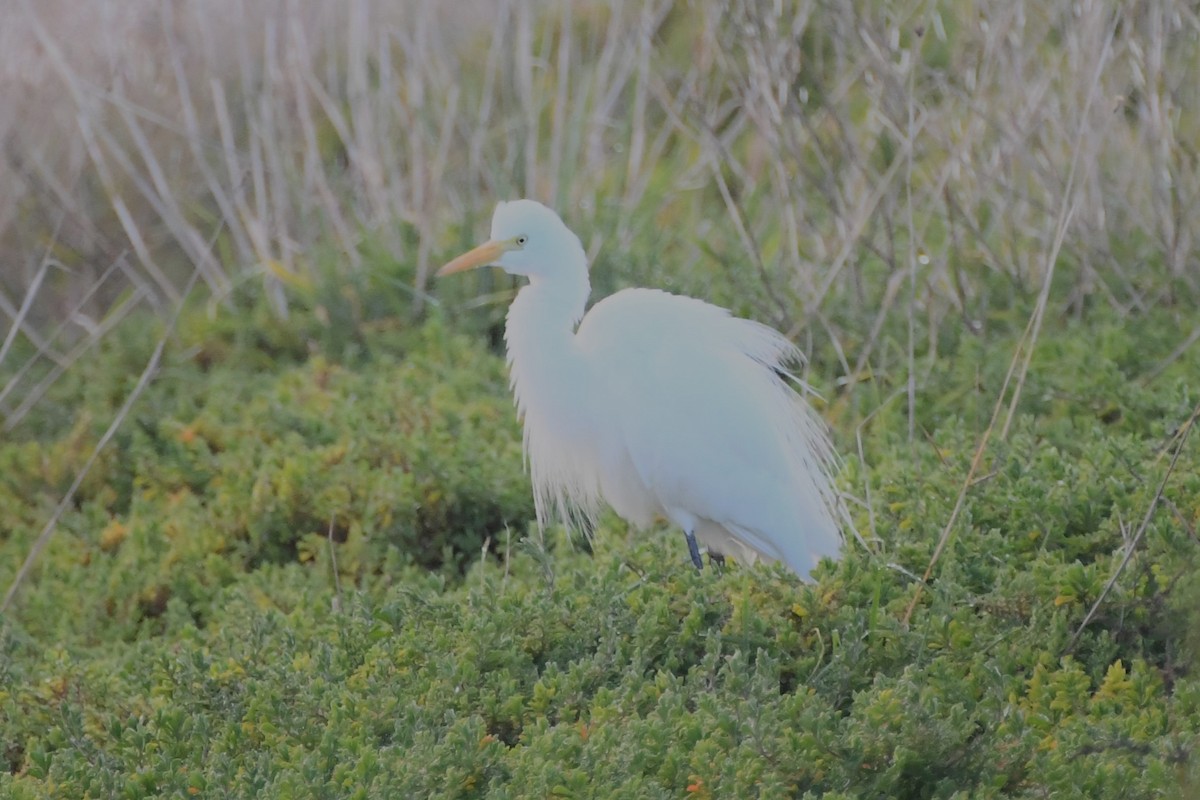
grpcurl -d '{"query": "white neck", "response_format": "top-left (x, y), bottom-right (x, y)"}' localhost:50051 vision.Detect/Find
top-left (505, 268), bottom-right (590, 380)
top-left (497, 223), bottom-right (602, 528)
top-left (503, 263), bottom-right (594, 454)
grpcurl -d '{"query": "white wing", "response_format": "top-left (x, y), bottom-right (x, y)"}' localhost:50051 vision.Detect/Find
top-left (575, 289), bottom-right (843, 575)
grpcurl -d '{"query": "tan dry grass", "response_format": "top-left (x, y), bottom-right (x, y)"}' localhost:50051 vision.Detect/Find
top-left (1, 0), bottom-right (1198, 429)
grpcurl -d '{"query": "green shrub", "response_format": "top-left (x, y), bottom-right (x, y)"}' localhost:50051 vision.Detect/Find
top-left (1, 295), bottom-right (1197, 799)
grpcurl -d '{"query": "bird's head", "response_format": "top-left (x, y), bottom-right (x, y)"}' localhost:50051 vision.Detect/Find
top-left (437, 199), bottom-right (585, 280)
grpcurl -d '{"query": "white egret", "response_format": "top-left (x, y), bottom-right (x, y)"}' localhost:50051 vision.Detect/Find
top-left (438, 200), bottom-right (845, 578)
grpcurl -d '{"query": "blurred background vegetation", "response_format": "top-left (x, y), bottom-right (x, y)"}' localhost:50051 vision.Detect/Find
top-left (1, 0), bottom-right (1199, 797)
top-left (3, 0), bottom-right (1199, 426)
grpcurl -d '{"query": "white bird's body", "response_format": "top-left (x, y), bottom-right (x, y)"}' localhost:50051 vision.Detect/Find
top-left (440, 200), bottom-right (845, 577)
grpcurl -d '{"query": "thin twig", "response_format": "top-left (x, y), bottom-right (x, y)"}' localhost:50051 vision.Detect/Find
top-left (2, 285), bottom-right (150, 431)
top-left (328, 513), bottom-right (343, 615)
top-left (900, 11), bottom-right (1118, 626)
top-left (1, 268), bottom-right (201, 614)
top-left (898, 193), bottom-right (1076, 626)
top-left (999, 11), bottom-right (1118, 440)
top-left (1066, 399), bottom-right (1199, 653)
top-left (701, 126), bottom-right (794, 328)
top-left (0, 257), bottom-right (55, 368)
top-left (854, 387), bottom-right (907, 548)
top-left (1139, 323), bottom-right (1200, 387)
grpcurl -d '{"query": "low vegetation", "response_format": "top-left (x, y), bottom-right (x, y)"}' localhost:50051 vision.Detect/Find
top-left (2, 282), bottom-right (1198, 797)
top-left (2, 0), bottom-right (1198, 797)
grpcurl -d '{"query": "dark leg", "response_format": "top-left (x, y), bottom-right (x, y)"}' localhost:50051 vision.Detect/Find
top-left (684, 530), bottom-right (704, 570)
top-left (708, 551), bottom-right (726, 570)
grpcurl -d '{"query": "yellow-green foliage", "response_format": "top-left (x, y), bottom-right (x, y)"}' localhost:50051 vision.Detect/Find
top-left (1, 289), bottom-right (1198, 799)
top-left (1, 302), bottom-right (530, 647)
top-left (2, 2), bottom-right (1198, 796)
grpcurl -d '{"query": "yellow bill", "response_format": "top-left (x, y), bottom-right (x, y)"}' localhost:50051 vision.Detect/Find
top-left (437, 240), bottom-right (510, 276)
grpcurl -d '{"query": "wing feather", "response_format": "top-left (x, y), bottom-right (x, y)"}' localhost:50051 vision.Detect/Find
top-left (576, 289), bottom-right (843, 573)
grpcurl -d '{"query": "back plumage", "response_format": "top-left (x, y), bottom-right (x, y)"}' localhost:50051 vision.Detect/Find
top-left (571, 289), bottom-right (843, 575)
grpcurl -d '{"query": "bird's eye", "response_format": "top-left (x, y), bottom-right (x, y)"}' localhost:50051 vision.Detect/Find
top-left (516, 235), bottom-right (528, 246)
